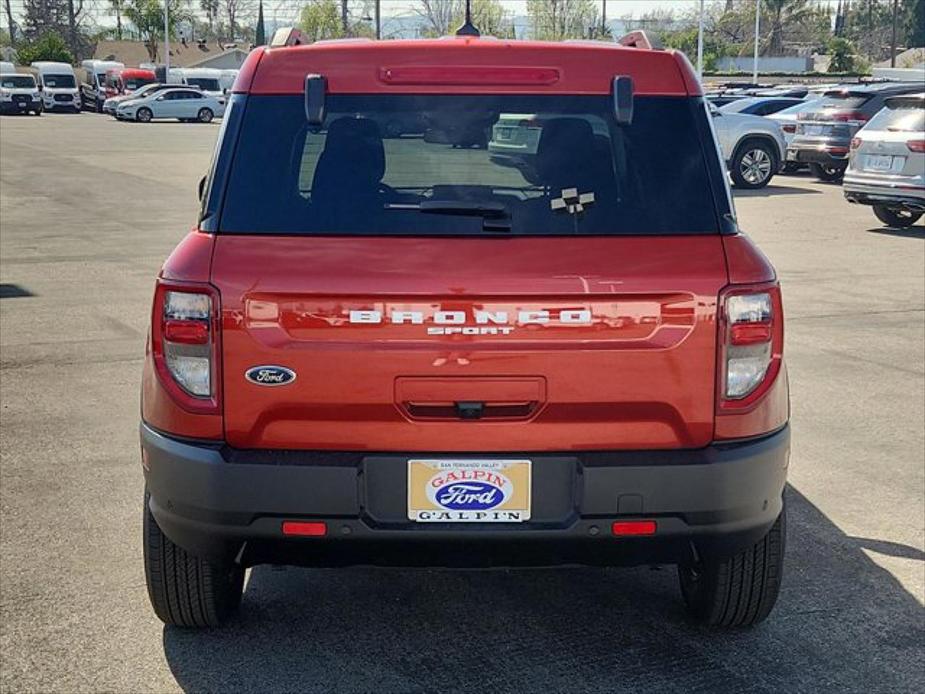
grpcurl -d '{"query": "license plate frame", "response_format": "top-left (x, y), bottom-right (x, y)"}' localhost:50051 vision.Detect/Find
top-left (865, 154), bottom-right (895, 172)
top-left (407, 459), bottom-right (532, 523)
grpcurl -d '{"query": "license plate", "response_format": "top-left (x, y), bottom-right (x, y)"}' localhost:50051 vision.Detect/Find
top-left (407, 459), bottom-right (531, 522)
top-left (865, 154), bottom-right (895, 171)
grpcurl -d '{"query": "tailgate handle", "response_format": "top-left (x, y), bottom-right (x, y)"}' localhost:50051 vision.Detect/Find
top-left (404, 400), bottom-right (539, 421)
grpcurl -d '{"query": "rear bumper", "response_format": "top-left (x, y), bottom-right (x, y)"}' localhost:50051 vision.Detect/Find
top-left (142, 422), bottom-right (790, 568)
top-left (787, 140), bottom-right (850, 166)
top-left (844, 177), bottom-right (925, 209)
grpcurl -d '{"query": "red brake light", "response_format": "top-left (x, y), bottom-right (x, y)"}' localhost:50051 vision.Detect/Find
top-left (282, 521), bottom-right (327, 537)
top-left (612, 520), bottom-right (657, 536)
top-left (717, 284), bottom-right (784, 412)
top-left (833, 110), bottom-right (867, 123)
top-left (379, 66), bottom-right (560, 87)
top-left (150, 280), bottom-right (221, 414)
top-left (907, 139), bottom-right (925, 153)
top-left (782, 124), bottom-right (797, 133)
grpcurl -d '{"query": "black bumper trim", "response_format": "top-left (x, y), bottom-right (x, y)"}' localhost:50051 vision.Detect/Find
top-left (142, 423), bottom-right (790, 568)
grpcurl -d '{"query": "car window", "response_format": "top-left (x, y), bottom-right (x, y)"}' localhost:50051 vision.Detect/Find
top-left (219, 94), bottom-right (721, 236)
top-left (43, 74), bottom-right (75, 88)
top-left (1, 75), bottom-right (35, 88)
top-left (866, 103), bottom-right (925, 132)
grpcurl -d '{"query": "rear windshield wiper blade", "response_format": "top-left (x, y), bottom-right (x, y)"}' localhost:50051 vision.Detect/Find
top-left (385, 200), bottom-right (512, 231)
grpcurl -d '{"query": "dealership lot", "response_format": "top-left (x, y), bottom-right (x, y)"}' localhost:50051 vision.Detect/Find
top-left (1, 113), bottom-right (923, 692)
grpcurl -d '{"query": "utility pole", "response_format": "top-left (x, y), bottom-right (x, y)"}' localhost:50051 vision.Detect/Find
top-left (341, 0), bottom-right (348, 35)
top-left (753, 0), bottom-right (761, 84)
top-left (601, 0), bottom-right (606, 36)
top-left (697, 0), bottom-right (705, 78)
top-left (375, 0), bottom-right (381, 40)
top-left (890, 0), bottom-right (899, 67)
top-left (164, 0), bottom-right (170, 73)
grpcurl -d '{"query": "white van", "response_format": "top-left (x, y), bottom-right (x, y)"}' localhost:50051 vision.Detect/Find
top-left (0, 61), bottom-right (16, 74)
top-left (0, 71), bottom-right (42, 115)
top-left (219, 69), bottom-right (239, 93)
top-left (80, 59), bottom-right (124, 112)
top-left (169, 68), bottom-right (224, 97)
top-left (31, 61), bottom-right (81, 112)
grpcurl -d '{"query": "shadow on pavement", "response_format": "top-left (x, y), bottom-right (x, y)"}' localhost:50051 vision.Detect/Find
top-left (734, 185), bottom-right (822, 198)
top-left (162, 486), bottom-right (924, 694)
top-left (867, 226), bottom-right (925, 239)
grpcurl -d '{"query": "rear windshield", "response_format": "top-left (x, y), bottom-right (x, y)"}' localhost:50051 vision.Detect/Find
top-left (125, 77), bottom-right (155, 91)
top-left (219, 95), bottom-right (719, 235)
top-left (816, 92), bottom-right (871, 110)
top-left (867, 102), bottom-right (925, 132)
top-left (43, 74), bottom-right (75, 88)
top-left (1, 75), bottom-right (35, 88)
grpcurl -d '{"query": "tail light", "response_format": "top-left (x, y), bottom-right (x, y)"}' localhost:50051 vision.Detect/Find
top-left (850, 137), bottom-right (862, 150)
top-left (907, 139), bottom-right (925, 153)
top-left (718, 284), bottom-right (784, 412)
top-left (150, 280), bottom-right (221, 414)
top-left (782, 123), bottom-right (796, 134)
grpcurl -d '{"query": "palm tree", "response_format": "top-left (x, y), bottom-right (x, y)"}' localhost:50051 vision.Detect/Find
top-left (764, 0), bottom-right (816, 55)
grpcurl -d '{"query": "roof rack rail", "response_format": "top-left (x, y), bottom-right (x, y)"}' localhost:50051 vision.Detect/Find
top-left (269, 27), bottom-right (308, 48)
top-left (618, 31), bottom-right (662, 50)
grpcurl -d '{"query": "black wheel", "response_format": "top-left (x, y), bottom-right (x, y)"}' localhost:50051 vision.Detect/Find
top-left (873, 205), bottom-right (922, 228)
top-left (143, 491), bottom-right (244, 627)
top-left (679, 502), bottom-right (785, 627)
top-left (136, 107), bottom-right (153, 123)
top-left (809, 161), bottom-right (846, 182)
top-left (730, 139), bottom-right (777, 189)
top-left (197, 107), bottom-right (214, 123)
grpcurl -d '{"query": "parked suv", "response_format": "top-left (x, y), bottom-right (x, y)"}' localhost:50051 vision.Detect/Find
top-left (844, 93), bottom-right (924, 228)
top-left (788, 82), bottom-right (923, 182)
top-left (141, 29), bottom-right (790, 628)
top-left (709, 101), bottom-right (787, 189)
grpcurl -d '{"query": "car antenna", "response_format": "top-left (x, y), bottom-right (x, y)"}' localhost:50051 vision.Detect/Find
top-left (455, 0), bottom-right (480, 37)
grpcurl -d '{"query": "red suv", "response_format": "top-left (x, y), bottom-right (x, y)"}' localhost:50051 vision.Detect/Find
top-left (141, 28), bottom-right (790, 628)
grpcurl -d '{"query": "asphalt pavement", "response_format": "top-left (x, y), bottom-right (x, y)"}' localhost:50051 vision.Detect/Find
top-left (0, 112), bottom-right (923, 693)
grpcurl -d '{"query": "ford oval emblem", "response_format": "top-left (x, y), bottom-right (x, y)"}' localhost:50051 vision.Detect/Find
top-left (245, 365), bottom-right (297, 386)
top-left (433, 481), bottom-right (506, 511)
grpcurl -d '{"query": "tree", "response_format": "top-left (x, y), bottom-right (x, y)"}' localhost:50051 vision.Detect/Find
top-left (416, 0), bottom-right (510, 37)
top-left (124, 0), bottom-right (192, 61)
top-left (255, 0), bottom-right (265, 44)
top-left (108, 0), bottom-right (124, 39)
top-left (224, 0), bottom-right (254, 41)
top-left (827, 36), bottom-right (859, 72)
top-left (22, 0), bottom-right (88, 58)
top-left (3, 0), bottom-right (15, 46)
top-left (200, 0), bottom-right (220, 37)
top-left (415, 0), bottom-right (461, 37)
top-left (903, 0), bottom-right (925, 47)
top-left (527, 0), bottom-right (598, 40)
top-left (763, 0), bottom-right (820, 55)
top-left (299, 0), bottom-right (344, 41)
top-left (15, 30), bottom-right (74, 62)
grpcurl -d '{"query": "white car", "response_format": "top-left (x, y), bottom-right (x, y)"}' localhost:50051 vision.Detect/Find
top-left (708, 102), bottom-right (787, 189)
top-left (115, 87), bottom-right (225, 123)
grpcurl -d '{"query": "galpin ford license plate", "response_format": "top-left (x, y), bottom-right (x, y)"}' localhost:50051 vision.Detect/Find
top-left (407, 459), bottom-right (531, 522)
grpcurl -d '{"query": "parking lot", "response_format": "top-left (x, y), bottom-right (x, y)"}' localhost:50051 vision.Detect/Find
top-left (0, 112), bottom-right (923, 693)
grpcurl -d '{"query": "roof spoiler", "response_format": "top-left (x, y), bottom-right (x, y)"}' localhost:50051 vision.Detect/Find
top-left (270, 27), bottom-right (308, 48)
top-left (618, 31), bottom-right (662, 50)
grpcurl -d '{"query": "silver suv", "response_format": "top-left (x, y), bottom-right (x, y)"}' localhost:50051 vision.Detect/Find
top-left (844, 93), bottom-right (924, 228)
top-left (709, 102), bottom-right (787, 189)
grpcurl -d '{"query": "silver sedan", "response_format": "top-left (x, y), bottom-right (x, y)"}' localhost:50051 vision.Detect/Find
top-left (115, 87), bottom-right (226, 123)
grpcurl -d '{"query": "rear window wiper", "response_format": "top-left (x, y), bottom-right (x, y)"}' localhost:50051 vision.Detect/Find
top-left (384, 200), bottom-right (512, 232)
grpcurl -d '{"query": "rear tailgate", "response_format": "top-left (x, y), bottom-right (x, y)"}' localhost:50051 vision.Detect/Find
top-left (213, 235), bottom-right (727, 451)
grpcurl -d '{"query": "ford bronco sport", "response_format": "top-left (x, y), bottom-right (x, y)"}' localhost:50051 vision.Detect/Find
top-left (142, 26), bottom-right (790, 628)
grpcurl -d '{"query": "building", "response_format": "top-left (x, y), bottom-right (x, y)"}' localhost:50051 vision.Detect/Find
top-left (92, 40), bottom-right (251, 70)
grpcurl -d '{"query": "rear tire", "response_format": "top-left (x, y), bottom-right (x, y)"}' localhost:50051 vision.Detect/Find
top-left (873, 205), bottom-right (922, 228)
top-left (143, 491), bottom-right (244, 627)
top-left (197, 108), bottom-right (214, 123)
top-left (678, 502), bottom-right (785, 627)
top-left (730, 139), bottom-right (777, 189)
top-left (809, 162), bottom-right (846, 182)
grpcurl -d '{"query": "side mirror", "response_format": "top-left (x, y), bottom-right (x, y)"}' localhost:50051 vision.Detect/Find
top-left (198, 175), bottom-right (207, 201)
top-left (156, 95), bottom-right (165, 101)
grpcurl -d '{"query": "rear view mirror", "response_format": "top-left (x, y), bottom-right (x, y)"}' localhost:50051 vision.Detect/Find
top-left (198, 175), bottom-right (207, 201)
top-left (613, 76), bottom-right (634, 126)
top-left (305, 74), bottom-right (326, 126)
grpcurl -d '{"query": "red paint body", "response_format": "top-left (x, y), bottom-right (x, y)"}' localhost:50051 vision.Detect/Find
top-left (144, 38), bottom-right (787, 450)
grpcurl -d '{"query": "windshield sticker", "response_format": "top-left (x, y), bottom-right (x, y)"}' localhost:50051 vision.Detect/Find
top-left (551, 188), bottom-right (595, 214)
